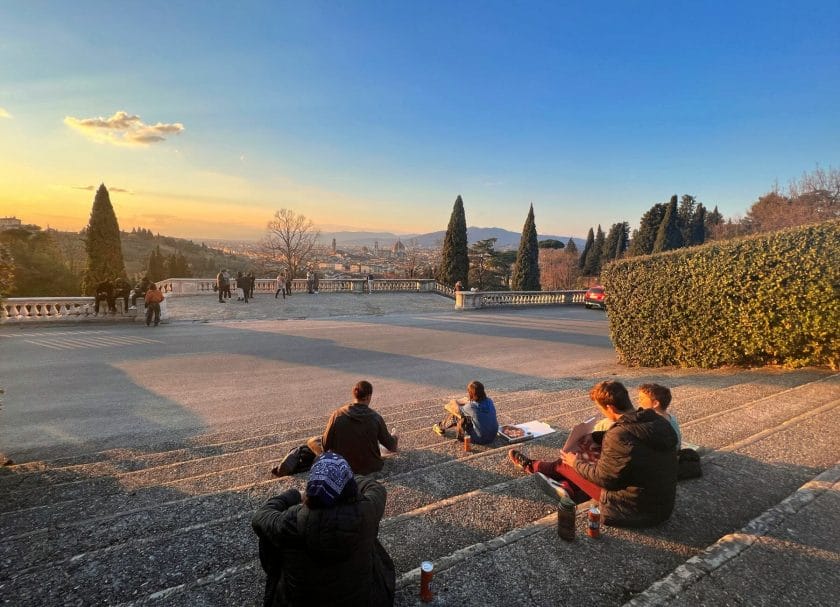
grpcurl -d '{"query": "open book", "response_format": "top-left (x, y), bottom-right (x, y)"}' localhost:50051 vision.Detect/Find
top-left (562, 416), bottom-right (603, 463)
top-left (498, 420), bottom-right (555, 443)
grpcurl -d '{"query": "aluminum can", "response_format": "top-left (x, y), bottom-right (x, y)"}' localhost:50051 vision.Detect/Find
top-left (420, 560), bottom-right (434, 602)
top-left (586, 505), bottom-right (601, 538)
top-left (463, 435), bottom-right (471, 452)
top-left (556, 497), bottom-right (576, 541)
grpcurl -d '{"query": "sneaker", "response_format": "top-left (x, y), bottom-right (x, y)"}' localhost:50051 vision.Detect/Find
top-left (535, 472), bottom-right (573, 501)
top-left (432, 423), bottom-right (445, 437)
top-left (508, 449), bottom-right (532, 471)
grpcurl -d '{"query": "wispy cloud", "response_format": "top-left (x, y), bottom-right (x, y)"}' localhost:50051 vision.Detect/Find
top-left (0, 107), bottom-right (11, 119)
top-left (64, 110), bottom-right (184, 146)
top-left (73, 184), bottom-right (132, 194)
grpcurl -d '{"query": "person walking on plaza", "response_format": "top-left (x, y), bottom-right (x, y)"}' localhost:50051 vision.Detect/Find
top-left (306, 380), bottom-right (399, 476)
top-left (312, 271), bottom-right (319, 294)
top-left (508, 380), bottom-right (678, 527)
top-left (252, 452), bottom-right (396, 606)
top-left (433, 380), bottom-right (499, 445)
top-left (306, 270), bottom-right (314, 294)
top-left (275, 271), bottom-right (286, 299)
top-left (286, 273), bottom-right (293, 297)
top-left (144, 283), bottom-right (165, 327)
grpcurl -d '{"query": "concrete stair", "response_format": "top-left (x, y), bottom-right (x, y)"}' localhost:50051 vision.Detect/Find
top-left (1, 369), bottom-right (837, 606)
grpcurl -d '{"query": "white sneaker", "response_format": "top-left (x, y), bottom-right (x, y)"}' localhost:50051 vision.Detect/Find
top-left (535, 472), bottom-right (572, 502)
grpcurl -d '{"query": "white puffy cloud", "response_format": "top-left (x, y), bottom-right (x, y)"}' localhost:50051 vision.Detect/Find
top-left (64, 110), bottom-right (184, 146)
top-left (0, 107), bottom-right (11, 119)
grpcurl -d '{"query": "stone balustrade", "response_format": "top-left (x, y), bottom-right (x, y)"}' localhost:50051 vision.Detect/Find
top-left (2, 297), bottom-right (98, 321)
top-left (456, 289), bottom-right (587, 310)
top-left (1, 281), bottom-right (585, 323)
top-left (156, 277), bottom-right (448, 296)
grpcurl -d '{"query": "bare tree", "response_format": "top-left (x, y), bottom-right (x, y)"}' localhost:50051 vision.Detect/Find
top-left (262, 209), bottom-right (320, 279)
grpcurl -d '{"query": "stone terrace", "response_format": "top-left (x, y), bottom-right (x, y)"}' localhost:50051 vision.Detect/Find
top-left (1, 364), bottom-right (837, 606)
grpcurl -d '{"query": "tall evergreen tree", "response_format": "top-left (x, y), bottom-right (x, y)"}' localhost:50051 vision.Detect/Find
top-left (511, 204), bottom-right (541, 291)
top-left (583, 225), bottom-right (605, 275)
top-left (688, 203), bottom-right (707, 246)
top-left (653, 195), bottom-right (683, 253)
top-left (82, 184), bottom-right (126, 294)
top-left (148, 245), bottom-right (166, 281)
top-left (578, 228), bottom-right (595, 270)
top-left (629, 202), bottom-right (667, 256)
top-left (677, 194), bottom-right (696, 244)
top-left (602, 222), bottom-right (629, 262)
top-left (565, 238), bottom-right (578, 255)
top-left (436, 195), bottom-right (470, 288)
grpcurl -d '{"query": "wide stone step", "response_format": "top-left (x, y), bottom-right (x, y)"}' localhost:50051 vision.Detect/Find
top-left (48, 394), bottom-right (840, 607)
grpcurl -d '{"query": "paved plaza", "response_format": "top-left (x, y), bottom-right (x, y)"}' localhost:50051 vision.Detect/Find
top-left (0, 298), bottom-right (837, 606)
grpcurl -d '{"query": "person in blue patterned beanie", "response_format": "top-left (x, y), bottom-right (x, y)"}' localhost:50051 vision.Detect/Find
top-left (253, 450), bottom-right (395, 605)
top-left (305, 451), bottom-right (358, 508)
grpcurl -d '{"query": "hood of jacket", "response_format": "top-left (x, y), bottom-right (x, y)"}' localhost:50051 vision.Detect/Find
top-left (615, 408), bottom-right (678, 452)
top-left (339, 402), bottom-right (378, 422)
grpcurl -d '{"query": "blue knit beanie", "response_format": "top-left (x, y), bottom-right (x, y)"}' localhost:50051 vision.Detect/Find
top-left (306, 452), bottom-right (356, 507)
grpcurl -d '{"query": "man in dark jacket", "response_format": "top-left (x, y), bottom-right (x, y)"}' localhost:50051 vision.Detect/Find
top-left (306, 380), bottom-right (399, 475)
top-left (252, 452), bottom-right (395, 607)
top-left (509, 380), bottom-right (678, 527)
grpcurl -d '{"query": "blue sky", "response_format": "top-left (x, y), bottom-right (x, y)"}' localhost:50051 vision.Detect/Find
top-left (1, 1), bottom-right (838, 240)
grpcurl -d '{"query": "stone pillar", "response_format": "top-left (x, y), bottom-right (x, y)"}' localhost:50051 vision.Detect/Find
top-left (456, 292), bottom-right (482, 310)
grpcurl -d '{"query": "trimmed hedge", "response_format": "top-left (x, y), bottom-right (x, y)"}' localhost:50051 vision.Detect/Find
top-left (601, 220), bottom-right (840, 369)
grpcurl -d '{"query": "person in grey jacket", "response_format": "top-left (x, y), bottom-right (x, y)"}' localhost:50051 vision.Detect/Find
top-left (252, 452), bottom-right (395, 607)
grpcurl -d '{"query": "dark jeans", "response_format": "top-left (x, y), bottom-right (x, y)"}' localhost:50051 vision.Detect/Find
top-left (95, 294), bottom-right (115, 314)
top-left (274, 288), bottom-right (286, 299)
top-left (145, 302), bottom-right (161, 326)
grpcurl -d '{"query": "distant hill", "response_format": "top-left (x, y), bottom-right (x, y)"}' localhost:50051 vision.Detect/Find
top-left (323, 227), bottom-right (584, 250)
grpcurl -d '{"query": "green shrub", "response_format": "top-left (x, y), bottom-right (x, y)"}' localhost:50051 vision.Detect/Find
top-left (602, 220), bottom-right (840, 369)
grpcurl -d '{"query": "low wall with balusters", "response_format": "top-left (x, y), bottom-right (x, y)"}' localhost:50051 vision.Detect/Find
top-left (1, 279), bottom-right (586, 323)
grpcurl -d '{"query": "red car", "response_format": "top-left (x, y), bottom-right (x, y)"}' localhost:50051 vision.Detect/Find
top-left (584, 286), bottom-right (606, 310)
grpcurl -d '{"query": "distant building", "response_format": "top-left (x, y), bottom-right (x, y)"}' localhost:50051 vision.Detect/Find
top-left (392, 239), bottom-right (406, 257)
top-left (0, 217), bottom-right (22, 231)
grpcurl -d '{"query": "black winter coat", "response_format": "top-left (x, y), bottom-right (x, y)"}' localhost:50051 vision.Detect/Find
top-left (251, 477), bottom-right (395, 607)
top-left (573, 408), bottom-right (678, 527)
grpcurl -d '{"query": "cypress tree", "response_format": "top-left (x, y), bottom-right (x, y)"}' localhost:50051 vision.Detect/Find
top-left (511, 204), bottom-right (541, 291)
top-left (616, 223), bottom-right (629, 258)
top-left (436, 195), bottom-right (470, 288)
top-left (628, 202), bottom-right (667, 256)
top-left (653, 195), bottom-right (683, 252)
top-left (688, 203), bottom-right (707, 246)
top-left (565, 238), bottom-right (578, 255)
top-left (82, 184), bottom-right (126, 294)
top-left (606, 221), bottom-right (629, 259)
top-left (583, 225), bottom-right (605, 275)
top-left (578, 228), bottom-right (595, 270)
top-left (677, 194), bottom-right (696, 244)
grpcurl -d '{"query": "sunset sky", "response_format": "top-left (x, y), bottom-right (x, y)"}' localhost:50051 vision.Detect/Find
top-left (1, 1), bottom-right (838, 241)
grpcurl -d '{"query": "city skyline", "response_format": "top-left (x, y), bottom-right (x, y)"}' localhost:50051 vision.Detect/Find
top-left (1, 2), bottom-right (838, 240)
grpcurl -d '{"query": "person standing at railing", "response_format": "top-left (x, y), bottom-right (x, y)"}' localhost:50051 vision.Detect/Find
top-left (275, 271), bottom-right (287, 299)
top-left (248, 272), bottom-right (256, 299)
top-left (130, 275), bottom-right (151, 309)
top-left (94, 278), bottom-right (116, 315)
top-left (144, 283), bottom-right (165, 327)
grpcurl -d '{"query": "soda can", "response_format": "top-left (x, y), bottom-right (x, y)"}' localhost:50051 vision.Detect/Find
top-left (420, 560), bottom-right (434, 602)
top-left (586, 505), bottom-right (601, 538)
top-left (463, 435), bottom-right (472, 452)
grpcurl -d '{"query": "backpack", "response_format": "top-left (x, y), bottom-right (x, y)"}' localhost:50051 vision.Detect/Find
top-left (272, 444), bottom-right (316, 478)
top-left (677, 448), bottom-right (702, 480)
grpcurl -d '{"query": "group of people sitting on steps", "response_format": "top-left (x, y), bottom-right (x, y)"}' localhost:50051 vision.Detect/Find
top-left (252, 378), bottom-right (683, 606)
